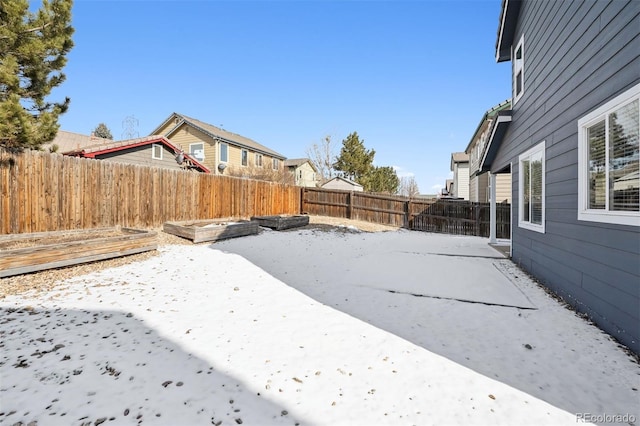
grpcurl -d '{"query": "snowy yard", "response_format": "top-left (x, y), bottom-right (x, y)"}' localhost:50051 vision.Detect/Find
top-left (1, 224), bottom-right (638, 425)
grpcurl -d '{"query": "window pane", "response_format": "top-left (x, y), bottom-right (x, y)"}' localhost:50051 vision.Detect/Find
top-left (241, 150), bottom-right (247, 166)
top-left (609, 99), bottom-right (639, 211)
top-left (515, 71), bottom-right (522, 96)
top-left (220, 143), bottom-right (228, 162)
top-left (522, 160), bottom-right (530, 222)
top-left (531, 154), bottom-right (543, 224)
top-left (588, 120), bottom-right (606, 209)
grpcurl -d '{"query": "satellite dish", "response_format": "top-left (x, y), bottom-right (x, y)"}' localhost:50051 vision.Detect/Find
top-left (218, 163), bottom-right (227, 171)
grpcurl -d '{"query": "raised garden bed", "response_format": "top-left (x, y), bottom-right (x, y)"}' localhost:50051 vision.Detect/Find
top-left (163, 219), bottom-right (259, 243)
top-left (0, 227), bottom-right (157, 278)
top-left (250, 215), bottom-right (310, 231)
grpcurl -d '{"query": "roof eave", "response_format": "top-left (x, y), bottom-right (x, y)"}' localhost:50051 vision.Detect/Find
top-left (495, 0), bottom-right (522, 63)
top-left (479, 111), bottom-right (512, 173)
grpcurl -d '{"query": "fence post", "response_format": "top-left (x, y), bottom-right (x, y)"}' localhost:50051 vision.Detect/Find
top-left (404, 199), bottom-right (411, 229)
top-left (347, 191), bottom-right (352, 219)
top-left (300, 187), bottom-right (305, 214)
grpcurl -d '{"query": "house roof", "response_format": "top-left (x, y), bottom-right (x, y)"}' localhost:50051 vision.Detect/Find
top-left (464, 99), bottom-right (511, 153)
top-left (321, 176), bottom-right (363, 189)
top-left (450, 152), bottom-right (469, 171)
top-left (479, 110), bottom-right (512, 173)
top-left (151, 113), bottom-right (286, 160)
top-left (284, 158), bottom-right (317, 171)
top-left (63, 135), bottom-right (211, 173)
top-left (43, 130), bottom-right (113, 153)
top-left (495, 0), bottom-right (522, 62)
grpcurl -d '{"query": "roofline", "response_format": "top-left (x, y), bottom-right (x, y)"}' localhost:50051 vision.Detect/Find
top-left (464, 99), bottom-right (511, 153)
top-left (495, 0), bottom-right (522, 62)
top-left (164, 114), bottom-right (287, 160)
top-left (64, 136), bottom-right (211, 173)
top-left (479, 111), bottom-right (512, 173)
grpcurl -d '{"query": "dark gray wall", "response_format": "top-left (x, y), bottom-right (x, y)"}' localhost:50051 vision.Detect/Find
top-left (492, 0), bottom-right (640, 353)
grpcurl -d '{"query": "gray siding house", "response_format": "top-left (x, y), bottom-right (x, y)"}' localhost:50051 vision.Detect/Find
top-left (481, 0), bottom-right (639, 353)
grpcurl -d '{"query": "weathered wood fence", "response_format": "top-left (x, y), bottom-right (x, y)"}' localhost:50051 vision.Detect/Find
top-left (0, 149), bottom-right (301, 234)
top-left (301, 187), bottom-right (510, 238)
top-left (1, 149), bottom-right (510, 238)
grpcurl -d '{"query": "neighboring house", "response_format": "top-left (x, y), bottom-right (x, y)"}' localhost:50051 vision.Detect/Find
top-left (150, 113), bottom-right (286, 176)
top-left (64, 135), bottom-right (210, 173)
top-left (465, 100), bottom-right (512, 204)
top-left (450, 152), bottom-right (470, 200)
top-left (285, 158), bottom-right (318, 187)
top-left (441, 179), bottom-right (454, 197)
top-left (321, 176), bottom-right (364, 192)
top-left (480, 0), bottom-right (639, 352)
top-left (43, 130), bottom-right (112, 153)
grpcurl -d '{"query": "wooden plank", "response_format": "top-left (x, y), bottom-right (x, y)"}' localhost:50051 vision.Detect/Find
top-left (0, 228), bottom-right (157, 278)
top-left (251, 215), bottom-right (309, 230)
top-left (163, 219), bottom-right (258, 243)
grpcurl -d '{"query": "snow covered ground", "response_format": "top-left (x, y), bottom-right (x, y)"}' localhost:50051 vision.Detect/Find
top-left (1, 225), bottom-right (638, 425)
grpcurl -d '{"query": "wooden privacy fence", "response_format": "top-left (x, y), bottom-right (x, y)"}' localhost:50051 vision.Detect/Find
top-left (0, 149), bottom-right (301, 234)
top-left (302, 187), bottom-right (511, 238)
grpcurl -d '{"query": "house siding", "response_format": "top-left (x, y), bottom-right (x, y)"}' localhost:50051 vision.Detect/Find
top-left (453, 163), bottom-right (470, 200)
top-left (96, 144), bottom-right (184, 170)
top-left (290, 162), bottom-right (317, 187)
top-left (492, 0), bottom-right (640, 352)
top-left (495, 173), bottom-right (511, 204)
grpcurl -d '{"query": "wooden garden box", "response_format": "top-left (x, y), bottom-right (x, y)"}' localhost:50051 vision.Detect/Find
top-left (0, 227), bottom-right (157, 278)
top-left (163, 219), bottom-right (259, 243)
top-left (250, 215), bottom-right (310, 231)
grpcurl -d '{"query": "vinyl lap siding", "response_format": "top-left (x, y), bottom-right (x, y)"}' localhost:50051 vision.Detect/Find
top-left (494, 0), bottom-right (640, 352)
top-left (96, 145), bottom-right (183, 170)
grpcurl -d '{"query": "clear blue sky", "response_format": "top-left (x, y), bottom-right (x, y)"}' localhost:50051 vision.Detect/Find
top-left (52, 0), bottom-right (511, 194)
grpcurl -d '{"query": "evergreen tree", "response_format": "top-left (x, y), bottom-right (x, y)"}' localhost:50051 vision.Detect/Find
top-left (364, 166), bottom-right (400, 194)
top-left (333, 131), bottom-right (375, 182)
top-left (93, 122), bottom-right (113, 139)
top-left (0, 0), bottom-right (74, 151)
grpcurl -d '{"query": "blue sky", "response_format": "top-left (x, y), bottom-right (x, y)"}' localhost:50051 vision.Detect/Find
top-left (52, 0), bottom-right (511, 194)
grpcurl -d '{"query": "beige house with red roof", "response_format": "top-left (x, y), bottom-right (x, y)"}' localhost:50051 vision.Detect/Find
top-left (150, 113), bottom-right (286, 176)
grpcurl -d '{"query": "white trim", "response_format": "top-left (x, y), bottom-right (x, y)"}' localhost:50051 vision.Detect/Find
top-left (219, 142), bottom-right (229, 163)
top-left (255, 153), bottom-right (263, 167)
top-left (189, 142), bottom-right (205, 161)
top-left (480, 114), bottom-right (512, 172)
top-left (577, 83), bottom-right (640, 226)
top-left (241, 149), bottom-right (248, 167)
top-left (518, 141), bottom-right (545, 233)
top-left (512, 34), bottom-right (524, 105)
top-left (151, 143), bottom-right (163, 160)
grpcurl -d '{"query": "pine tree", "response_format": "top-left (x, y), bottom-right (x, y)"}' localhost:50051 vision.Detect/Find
top-left (93, 123), bottom-right (113, 139)
top-left (333, 131), bottom-right (375, 182)
top-left (364, 166), bottom-right (400, 194)
top-left (0, 0), bottom-right (74, 151)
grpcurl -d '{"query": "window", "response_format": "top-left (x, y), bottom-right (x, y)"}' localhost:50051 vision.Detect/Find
top-left (152, 144), bottom-right (163, 160)
top-left (255, 153), bottom-right (263, 167)
top-left (220, 143), bottom-right (228, 163)
top-left (578, 84), bottom-right (640, 226)
top-left (519, 141), bottom-right (545, 233)
top-left (272, 158), bottom-right (279, 170)
top-left (189, 142), bottom-right (205, 161)
top-left (513, 35), bottom-right (524, 105)
top-left (241, 149), bottom-right (248, 166)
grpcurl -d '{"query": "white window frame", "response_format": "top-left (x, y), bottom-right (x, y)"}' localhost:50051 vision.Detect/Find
top-left (512, 34), bottom-right (524, 105)
top-left (241, 149), bottom-right (248, 167)
top-left (518, 141), bottom-right (545, 233)
top-left (272, 158), bottom-right (279, 170)
top-left (152, 144), bottom-right (163, 160)
top-left (189, 142), bottom-right (205, 161)
top-left (219, 142), bottom-right (228, 163)
top-left (577, 83), bottom-right (640, 226)
top-left (255, 153), bottom-right (263, 167)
